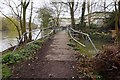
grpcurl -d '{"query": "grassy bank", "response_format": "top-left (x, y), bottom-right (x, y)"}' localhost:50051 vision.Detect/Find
top-left (2, 37), bottom-right (50, 78)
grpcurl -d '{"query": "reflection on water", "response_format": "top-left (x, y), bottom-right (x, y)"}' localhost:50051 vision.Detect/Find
top-left (0, 29), bottom-right (41, 52)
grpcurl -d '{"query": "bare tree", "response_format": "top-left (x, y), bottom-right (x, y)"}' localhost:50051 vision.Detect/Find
top-left (114, 0), bottom-right (120, 47)
top-left (28, 0), bottom-right (33, 41)
top-left (87, 0), bottom-right (91, 27)
top-left (61, 0), bottom-right (77, 29)
top-left (50, 2), bottom-right (64, 27)
top-left (68, 0), bottom-right (75, 29)
top-left (80, 0), bottom-right (86, 30)
top-left (0, 0), bottom-right (22, 40)
top-left (0, 0), bottom-right (33, 42)
top-left (21, 0), bottom-right (30, 42)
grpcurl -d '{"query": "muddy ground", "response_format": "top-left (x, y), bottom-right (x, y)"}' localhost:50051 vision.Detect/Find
top-left (10, 31), bottom-right (82, 79)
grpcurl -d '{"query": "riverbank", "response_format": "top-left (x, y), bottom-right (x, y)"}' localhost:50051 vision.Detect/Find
top-left (1, 46), bottom-right (15, 54)
top-left (0, 28), bottom-right (42, 52)
top-left (2, 35), bottom-right (53, 78)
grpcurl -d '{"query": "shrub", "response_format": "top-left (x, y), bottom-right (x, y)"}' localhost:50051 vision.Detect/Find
top-left (90, 32), bottom-right (114, 43)
top-left (2, 53), bottom-right (11, 63)
top-left (2, 39), bottom-right (43, 64)
top-left (2, 52), bottom-right (23, 64)
top-left (26, 43), bottom-right (40, 50)
top-left (90, 45), bottom-right (120, 79)
top-left (2, 65), bottom-right (12, 78)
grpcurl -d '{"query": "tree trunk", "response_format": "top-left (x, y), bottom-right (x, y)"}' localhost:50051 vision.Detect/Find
top-left (87, 0), bottom-right (91, 27)
top-left (16, 26), bottom-right (21, 40)
top-left (70, 2), bottom-right (75, 29)
top-left (56, 16), bottom-right (59, 27)
top-left (118, 1), bottom-right (120, 47)
top-left (22, 1), bottom-right (30, 42)
top-left (23, 7), bottom-right (27, 42)
top-left (20, 17), bottom-right (23, 36)
top-left (103, 0), bottom-right (106, 27)
top-left (115, 1), bottom-right (120, 46)
top-left (19, 3), bottom-right (24, 42)
top-left (80, 1), bottom-right (86, 30)
top-left (28, 1), bottom-right (33, 41)
top-left (70, 8), bottom-right (75, 29)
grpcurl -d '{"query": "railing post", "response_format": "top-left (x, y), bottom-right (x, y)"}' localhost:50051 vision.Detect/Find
top-left (10, 28), bottom-right (53, 57)
top-left (35, 29), bottom-right (42, 40)
top-left (87, 35), bottom-right (98, 53)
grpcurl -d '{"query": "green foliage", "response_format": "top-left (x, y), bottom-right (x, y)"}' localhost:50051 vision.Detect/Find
top-left (2, 39), bottom-right (44, 64)
top-left (2, 38), bottom-right (48, 78)
top-left (67, 42), bottom-right (76, 47)
top-left (2, 53), bottom-right (11, 63)
top-left (32, 39), bottom-right (44, 45)
top-left (73, 47), bottom-right (80, 51)
top-left (2, 51), bottom-right (25, 64)
top-left (2, 65), bottom-right (12, 78)
top-left (2, 17), bottom-right (18, 31)
top-left (26, 44), bottom-right (40, 50)
top-left (105, 11), bottom-right (115, 30)
top-left (89, 23), bottom-right (97, 29)
top-left (78, 22), bottom-right (86, 30)
top-left (38, 7), bottom-right (53, 28)
top-left (68, 38), bottom-right (96, 57)
top-left (90, 32), bottom-right (114, 43)
top-left (2, 17), bottom-right (37, 31)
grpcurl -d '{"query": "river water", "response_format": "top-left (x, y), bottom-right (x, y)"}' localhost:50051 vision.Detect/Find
top-left (0, 29), bottom-right (42, 52)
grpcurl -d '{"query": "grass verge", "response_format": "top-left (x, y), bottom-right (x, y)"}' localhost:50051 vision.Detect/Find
top-left (2, 38), bottom-right (49, 78)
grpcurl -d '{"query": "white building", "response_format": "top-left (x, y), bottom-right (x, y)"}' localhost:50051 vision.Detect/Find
top-left (84, 12), bottom-right (111, 27)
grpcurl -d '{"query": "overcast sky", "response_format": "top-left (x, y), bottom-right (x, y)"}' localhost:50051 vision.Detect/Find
top-left (0, 0), bottom-right (116, 24)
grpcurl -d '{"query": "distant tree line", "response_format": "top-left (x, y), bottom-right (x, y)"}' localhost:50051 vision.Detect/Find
top-left (1, 17), bottom-right (37, 31)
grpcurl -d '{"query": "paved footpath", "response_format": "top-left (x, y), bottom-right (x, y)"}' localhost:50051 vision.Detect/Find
top-left (11, 30), bottom-right (80, 79)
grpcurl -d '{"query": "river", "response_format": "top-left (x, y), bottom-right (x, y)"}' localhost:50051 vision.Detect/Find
top-left (0, 29), bottom-right (42, 52)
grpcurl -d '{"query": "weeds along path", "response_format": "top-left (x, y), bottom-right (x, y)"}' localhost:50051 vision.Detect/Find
top-left (11, 30), bottom-right (80, 78)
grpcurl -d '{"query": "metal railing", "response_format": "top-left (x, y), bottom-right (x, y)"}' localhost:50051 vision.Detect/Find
top-left (68, 27), bottom-right (98, 53)
top-left (11, 27), bottom-right (54, 56)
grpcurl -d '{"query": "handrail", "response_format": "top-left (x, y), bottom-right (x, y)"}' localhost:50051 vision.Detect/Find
top-left (11, 28), bottom-right (53, 56)
top-left (69, 30), bottom-right (86, 47)
top-left (35, 30), bottom-right (42, 40)
top-left (42, 30), bottom-right (54, 38)
top-left (27, 30), bottom-right (53, 45)
top-left (70, 27), bottom-right (88, 36)
top-left (11, 29), bottom-right (40, 56)
top-left (69, 27), bottom-right (98, 53)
